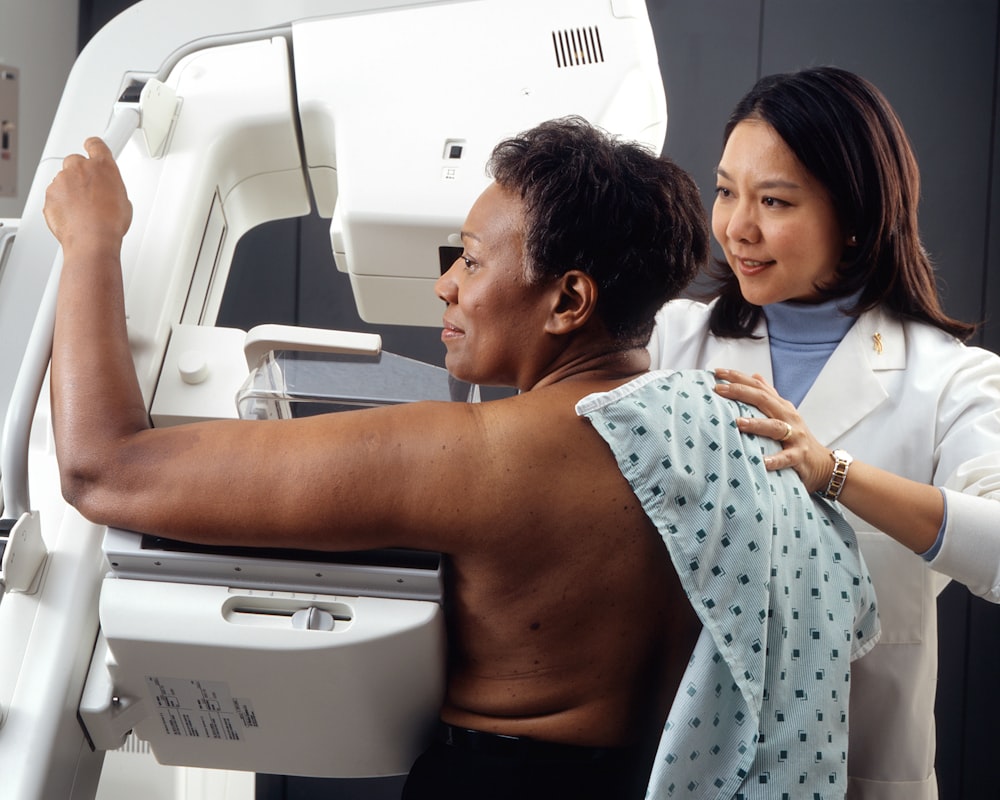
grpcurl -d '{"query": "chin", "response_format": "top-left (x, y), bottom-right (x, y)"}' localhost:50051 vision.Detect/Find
top-left (735, 284), bottom-right (778, 307)
top-left (444, 360), bottom-right (477, 385)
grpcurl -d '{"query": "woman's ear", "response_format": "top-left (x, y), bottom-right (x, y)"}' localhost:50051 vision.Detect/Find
top-left (545, 270), bottom-right (598, 335)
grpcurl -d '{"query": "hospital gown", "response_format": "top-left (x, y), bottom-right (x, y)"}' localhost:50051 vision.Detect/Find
top-left (576, 370), bottom-right (880, 800)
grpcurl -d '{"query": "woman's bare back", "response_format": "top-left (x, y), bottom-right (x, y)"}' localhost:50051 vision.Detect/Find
top-left (437, 383), bottom-right (701, 748)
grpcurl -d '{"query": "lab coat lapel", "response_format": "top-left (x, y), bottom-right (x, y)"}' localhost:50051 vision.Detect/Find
top-left (798, 308), bottom-right (904, 446)
top-left (707, 319), bottom-right (774, 382)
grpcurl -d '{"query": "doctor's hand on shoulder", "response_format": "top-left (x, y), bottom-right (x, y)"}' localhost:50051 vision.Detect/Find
top-left (712, 368), bottom-right (831, 491)
top-left (713, 367), bottom-right (945, 556)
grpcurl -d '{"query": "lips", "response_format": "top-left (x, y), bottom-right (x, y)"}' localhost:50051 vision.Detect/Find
top-left (441, 318), bottom-right (465, 341)
top-left (734, 256), bottom-right (774, 276)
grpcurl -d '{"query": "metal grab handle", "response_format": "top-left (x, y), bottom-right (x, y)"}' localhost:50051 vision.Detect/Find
top-left (0, 108), bottom-right (141, 519)
top-left (0, 26), bottom-right (294, 519)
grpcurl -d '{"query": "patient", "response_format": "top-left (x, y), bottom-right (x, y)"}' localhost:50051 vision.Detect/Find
top-left (43, 117), bottom-right (877, 799)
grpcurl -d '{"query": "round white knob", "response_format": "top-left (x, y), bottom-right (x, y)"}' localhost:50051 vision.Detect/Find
top-left (177, 351), bottom-right (209, 385)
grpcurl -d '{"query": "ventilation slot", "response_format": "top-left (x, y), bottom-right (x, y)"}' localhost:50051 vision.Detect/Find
top-left (552, 27), bottom-right (604, 68)
top-left (117, 731), bottom-right (153, 754)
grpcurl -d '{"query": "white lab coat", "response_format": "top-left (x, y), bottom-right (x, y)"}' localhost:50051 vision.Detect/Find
top-left (648, 298), bottom-right (1000, 800)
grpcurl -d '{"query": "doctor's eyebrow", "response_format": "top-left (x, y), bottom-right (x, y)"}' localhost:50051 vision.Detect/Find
top-left (714, 166), bottom-right (802, 192)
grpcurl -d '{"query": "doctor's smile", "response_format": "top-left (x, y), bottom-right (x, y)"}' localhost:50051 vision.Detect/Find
top-left (733, 257), bottom-right (773, 276)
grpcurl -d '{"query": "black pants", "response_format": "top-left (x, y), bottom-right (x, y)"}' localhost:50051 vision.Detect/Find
top-left (402, 723), bottom-right (652, 800)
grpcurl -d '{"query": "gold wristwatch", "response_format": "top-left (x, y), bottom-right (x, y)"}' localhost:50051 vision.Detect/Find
top-left (821, 449), bottom-right (853, 501)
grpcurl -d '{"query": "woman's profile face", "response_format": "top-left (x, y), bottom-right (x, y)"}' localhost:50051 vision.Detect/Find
top-left (712, 119), bottom-right (849, 306)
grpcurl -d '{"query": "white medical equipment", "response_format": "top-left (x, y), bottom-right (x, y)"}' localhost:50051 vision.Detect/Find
top-left (0, 0), bottom-right (667, 796)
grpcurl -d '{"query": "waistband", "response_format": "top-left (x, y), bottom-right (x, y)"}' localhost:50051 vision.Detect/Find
top-left (435, 722), bottom-right (633, 762)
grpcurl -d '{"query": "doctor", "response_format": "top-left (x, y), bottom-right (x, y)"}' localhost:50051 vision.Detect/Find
top-left (648, 66), bottom-right (1000, 799)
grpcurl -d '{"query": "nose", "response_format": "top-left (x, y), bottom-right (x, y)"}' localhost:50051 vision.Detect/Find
top-left (720, 197), bottom-right (760, 245)
top-left (434, 256), bottom-right (462, 304)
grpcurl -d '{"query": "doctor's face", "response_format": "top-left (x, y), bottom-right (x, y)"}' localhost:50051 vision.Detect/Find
top-left (712, 119), bottom-right (849, 305)
top-left (434, 183), bottom-right (553, 390)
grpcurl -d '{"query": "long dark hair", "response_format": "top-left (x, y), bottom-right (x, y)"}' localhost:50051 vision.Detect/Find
top-left (706, 66), bottom-right (976, 341)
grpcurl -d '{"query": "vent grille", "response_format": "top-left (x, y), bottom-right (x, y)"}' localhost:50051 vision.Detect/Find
top-left (116, 731), bottom-right (153, 754)
top-left (552, 27), bottom-right (605, 68)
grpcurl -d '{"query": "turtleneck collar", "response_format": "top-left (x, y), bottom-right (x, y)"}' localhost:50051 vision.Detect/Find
top-left (762, 293), bottom-right (860, 345)
top-left (760, 292), bottom-right (862, 406)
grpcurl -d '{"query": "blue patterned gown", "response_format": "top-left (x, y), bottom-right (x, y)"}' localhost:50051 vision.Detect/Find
top-left (576, 370), bottom-right (880, 800)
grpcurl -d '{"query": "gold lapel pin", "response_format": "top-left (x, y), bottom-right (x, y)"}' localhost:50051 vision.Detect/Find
top-left (873, 332), bottom-right (883, 355)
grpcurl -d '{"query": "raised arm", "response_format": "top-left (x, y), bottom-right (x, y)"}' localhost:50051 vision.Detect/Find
top-left (42, 138), bottom-right (484, 553)
top-left (46, 137), bottom-right (149, 513)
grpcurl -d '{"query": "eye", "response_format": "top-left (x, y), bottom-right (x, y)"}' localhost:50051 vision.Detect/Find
top-left (762, 196), bottom-right (789, 208)
top-left (714, 186), bottom-right (732, 199)
top-left (461, 255), bottom-right (479, 271)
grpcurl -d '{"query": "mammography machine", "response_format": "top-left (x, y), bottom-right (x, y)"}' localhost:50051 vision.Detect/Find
top-left (0, 1), bottom-right (667, 796)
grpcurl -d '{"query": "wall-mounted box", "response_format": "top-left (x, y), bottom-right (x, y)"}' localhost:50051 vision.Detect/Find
top-left (0, 66), bottom-right (18, 198)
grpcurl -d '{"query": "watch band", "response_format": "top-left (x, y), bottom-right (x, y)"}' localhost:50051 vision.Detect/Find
top-left (821, 449), bottom-right (853, 501)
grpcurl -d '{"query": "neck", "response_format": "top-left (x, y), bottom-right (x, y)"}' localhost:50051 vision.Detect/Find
top-left (526, 343), bottom-right (650, 392)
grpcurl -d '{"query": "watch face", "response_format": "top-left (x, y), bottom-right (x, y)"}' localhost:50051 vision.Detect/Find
top-left (833, 449), bottom-right (853, 464)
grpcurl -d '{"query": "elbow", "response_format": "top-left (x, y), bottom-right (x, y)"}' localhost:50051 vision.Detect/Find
top-left (52, 412), bottom-right (154, 524)
top-left (58, 466), bottom-right (99, 521)
top-left (57, 455), bottom-right (116, 524)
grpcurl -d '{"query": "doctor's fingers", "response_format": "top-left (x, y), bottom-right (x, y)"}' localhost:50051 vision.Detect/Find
top-left (733, 414), bottom-right (798, 445)
top-left (713, 376), bottom-right (795, 421)
top-left (736, 416), bottom-right (834, 491)
top-left (759, 443), bottom-right (806, 475)
top-left (714, 368), bottom-right (788, 400)
top-left (732, 417), bottom-right (809, 477)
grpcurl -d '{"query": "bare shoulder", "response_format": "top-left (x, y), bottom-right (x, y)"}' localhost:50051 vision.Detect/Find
top-left (473, 383), bottom-right (624, 467)
top-left (343, 383), bottom-right (642, 552)
top-left (463, 385), bottom-right (645, 521)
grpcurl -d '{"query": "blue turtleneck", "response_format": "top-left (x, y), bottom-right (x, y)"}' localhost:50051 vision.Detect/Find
top-left (762, 295), bottom-right (859, 407)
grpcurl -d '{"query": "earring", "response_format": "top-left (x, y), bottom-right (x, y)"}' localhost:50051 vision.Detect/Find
top-left (848, 234), bottom-right (858, 246)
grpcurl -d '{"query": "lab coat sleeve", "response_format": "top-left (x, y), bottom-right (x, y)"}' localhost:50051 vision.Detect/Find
top-left (924, 342), bottom-right (1000, 602)
top-left (932, 489), bottom-right (1000, 601)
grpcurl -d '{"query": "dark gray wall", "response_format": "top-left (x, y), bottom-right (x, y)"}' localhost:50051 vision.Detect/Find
top-left (78, 2), bottom-right (1000, 799)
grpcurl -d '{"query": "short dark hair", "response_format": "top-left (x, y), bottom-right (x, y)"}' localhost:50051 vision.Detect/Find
top-left (488, 116), bottom-right (710, 346)
top-left (706, 66), bottom-right (975, 341)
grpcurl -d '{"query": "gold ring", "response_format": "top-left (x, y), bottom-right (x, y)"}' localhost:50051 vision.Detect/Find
top-left (779, 422), bottom-right (793, 442)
